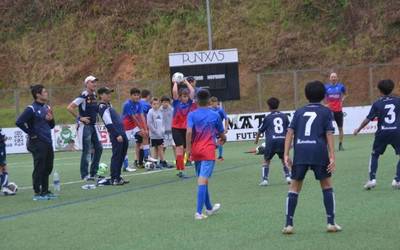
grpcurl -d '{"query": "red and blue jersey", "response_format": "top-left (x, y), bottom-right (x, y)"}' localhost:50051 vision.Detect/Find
top-left (172, 99), bottom-right (196, 129)
top-left (140, 99), bottom-right (151, 116)
top-left (325, 83), bottom-right (346, 112)
top-left (122, 99), bottom-right (145, 130)
top-left (187, 107), bottom-right (224, 161)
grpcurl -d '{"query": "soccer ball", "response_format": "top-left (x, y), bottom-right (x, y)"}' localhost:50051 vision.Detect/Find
top-left (7, 182), bottom-right (18, 193)
top-left (97, 163), bottom-right (108, 176)
top-left (172, 72), bottom-right (184, 83)
top-left (144, 161), bottom-right (156, 171)
top-left (255, 142), bottom-right (266, 155)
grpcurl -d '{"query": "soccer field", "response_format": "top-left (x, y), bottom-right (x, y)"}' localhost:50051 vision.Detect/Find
top-left (1, 134), bottom-right (399, 250)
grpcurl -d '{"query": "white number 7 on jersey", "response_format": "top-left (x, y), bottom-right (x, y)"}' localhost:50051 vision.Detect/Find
top-left (303, 112), bottom-right (317, 136)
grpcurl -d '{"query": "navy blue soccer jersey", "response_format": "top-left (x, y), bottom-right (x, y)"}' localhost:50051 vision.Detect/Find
top-left (259, 111), bottom-right (289, 141)
top-left (289, 103), bottom-right (335, 166)
top-left (72, 90), bottom-right (98, 125)
top-left (367, 96), bottom-right (400, 136)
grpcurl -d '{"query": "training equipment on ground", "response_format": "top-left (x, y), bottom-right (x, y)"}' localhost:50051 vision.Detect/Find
top-left (172, 72), bottom-right (184, 83)
top-left (97, 163), bottom-right (108, 176)
top-left (81, 184), bottom-right (97, 190)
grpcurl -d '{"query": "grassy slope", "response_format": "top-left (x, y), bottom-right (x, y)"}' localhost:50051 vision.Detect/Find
top-left (1, 135), bottom-right (400, 250)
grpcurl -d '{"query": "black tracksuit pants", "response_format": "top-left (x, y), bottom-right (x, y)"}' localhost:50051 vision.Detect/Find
top-left (110, 135), bottom-right (128, 181)
top-left (27, 138), bottom-right (54, 195)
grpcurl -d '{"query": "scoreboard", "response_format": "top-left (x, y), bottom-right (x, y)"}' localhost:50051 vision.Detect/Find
top-left (169, 48), bottom-right (240, 101)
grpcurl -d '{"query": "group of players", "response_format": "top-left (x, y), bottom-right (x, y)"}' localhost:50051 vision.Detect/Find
top-left (251, 76), bottom-right (399, 233)
top-left (1, 72), bottom-right (399, 234)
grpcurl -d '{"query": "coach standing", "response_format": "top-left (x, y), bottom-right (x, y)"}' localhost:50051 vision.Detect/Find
top-left (325, 72), bottom-right (347, 151)
top-left (67, 76), bottom-right (103, 181)
top-left (16, 85), bottom-right (56, 200)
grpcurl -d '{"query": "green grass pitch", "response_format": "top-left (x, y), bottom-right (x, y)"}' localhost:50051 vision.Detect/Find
top-left (0, 134), bottom-right (399, 250)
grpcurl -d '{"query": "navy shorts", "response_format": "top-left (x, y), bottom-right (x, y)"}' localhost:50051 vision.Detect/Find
top-left (333, 111), bottom-right (344, 128)
top-left (0, 143), bottom-right (6, 167)
top-left (263, 140), bottom-right (284, 161)
top-left (172, 128), bottom-right (186, 147)
top-left (151, 139), bottom-right (164, 147)
top-left (373, 133), bottom-right (400, 155)
top-left (291, 164), bottom-right (331, 181)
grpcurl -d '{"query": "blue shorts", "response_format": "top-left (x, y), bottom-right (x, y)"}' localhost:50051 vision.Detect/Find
top-left (195, 160), bottom-right (215, 179)
top-left (0, 143), bottom-right (6, 167)
top-left (373, 133), bottom-right (400, 155)
top-left (291, 164), bottom-right (331, 181)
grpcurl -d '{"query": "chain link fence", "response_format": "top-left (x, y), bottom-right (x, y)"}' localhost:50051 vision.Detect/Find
top-left (2, 63), bottom-right (400, 124)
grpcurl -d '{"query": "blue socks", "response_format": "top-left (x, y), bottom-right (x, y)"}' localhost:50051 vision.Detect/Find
top-left (322, 188), bottom-right (335, 225)
top-left (285, 192), bottom-right (298, 226)
top-left (262, 164), bottom-right (269, 180)
top-left (395, 160), bottom-right (400, 182)
top-left (205, 185), bottom-right (213, 210)
top-left (282, 164), bottom-right (290, 177)
top-left (123, 156), bottom-right (129, 169)
top-left (143, 145), bottom-right (150, 159)
top-left (197, 184), bottom-right (207, 214)
top-left (217, 145), bottom-right (223, 158)
top-left (369, 153), bottom-right (379, 180)
top-left (0, 172), bottom-right (8, 188)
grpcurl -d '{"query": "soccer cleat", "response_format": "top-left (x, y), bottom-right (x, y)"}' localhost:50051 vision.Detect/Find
top-left (364, 179), bottom-right (376, 190)
top-left (194, 213), bottom-right (208, 220)
top-left (206, 203), bottom-right (221, 216)
top-left (217, 156), bottom-right (224, 161)
top-left (259, 180), bottom-right (269, 186)
top-left (338, 143), bottom-right (344, 151)
top-left (391, 179), bottom-right (400, 189)
top-left (285, 176), bottom-right (292, 184)
top-left (1, 187), bottom-right (16, 196)
top-left (327, 223), bottom-right (342, 232)
top-left (282, 225), bottom-right (294, 234)
top-left (146, 156), bottom-right (159, 163)
top-left (43, 191), bottom-right (58, 200)
top-left (33, 194), bottom-right (49, 201)
top-left (125, 166), bottom-right (137, 172)
top-left (83, 175), bottom-right (95, 182)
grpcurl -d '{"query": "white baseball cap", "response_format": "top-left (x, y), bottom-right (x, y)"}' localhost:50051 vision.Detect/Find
top-left (84, 75), bottom-right (98, 84)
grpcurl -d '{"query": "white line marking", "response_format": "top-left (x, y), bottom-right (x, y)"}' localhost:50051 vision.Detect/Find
top-left (18, 168), bottom-right (176, 190)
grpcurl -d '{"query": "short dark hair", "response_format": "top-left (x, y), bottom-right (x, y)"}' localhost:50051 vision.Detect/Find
top-left (267, 97), bottom-right (280, 110)
top-left (151, 97), bottom-right (159, 103)
top-left (378, 79), bottom-right (394, 95)
top-left (30, 84), bottom-right (45, 100)
top-left (141, 89), bottom-right (151, 98)
top-left (305, 80), bottom-right (326, 103)
top-left (130, 88), bottom-right (140, 95)
top-left (197, 89), bottom-right (210, 106)
top-left (160, 96), bottom-right (170, 102)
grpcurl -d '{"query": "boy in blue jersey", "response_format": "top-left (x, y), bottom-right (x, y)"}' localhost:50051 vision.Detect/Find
top-left (186, 89), bottom-right (226, 220)
top-left (353, 79), bottom-right (400, 189)
top-left (98, 87), bottom-right (129, 185)
top-left (209, 96), bottom-right (228, 161)
top-left (282, 80), bottom-right (341, 234)
top-left (254, 97), bottom-right (291, 186)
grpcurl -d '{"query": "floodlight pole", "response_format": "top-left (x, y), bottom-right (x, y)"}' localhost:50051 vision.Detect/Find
top-left (206, 0), bottom-right (213, 50)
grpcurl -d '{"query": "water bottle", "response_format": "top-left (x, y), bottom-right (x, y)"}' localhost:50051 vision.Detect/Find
top-left (53, 170), bottom-right (61, 193)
